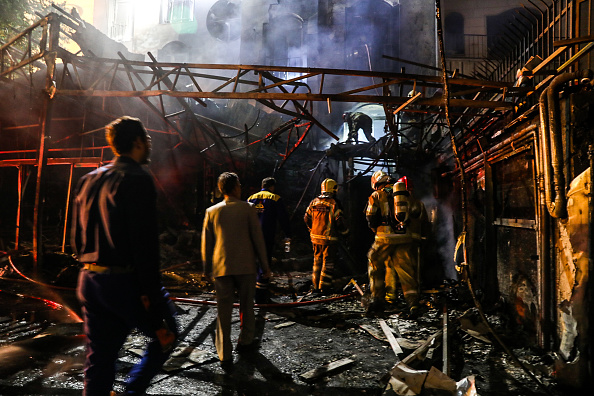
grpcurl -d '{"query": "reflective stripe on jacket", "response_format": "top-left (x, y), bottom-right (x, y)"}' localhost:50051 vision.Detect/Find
top-left (304, 194), bottom-right (348, 245)
top-left (247, 189), bottom-right (291, 240)
top-left (366, 187), bottom-right (418, 244)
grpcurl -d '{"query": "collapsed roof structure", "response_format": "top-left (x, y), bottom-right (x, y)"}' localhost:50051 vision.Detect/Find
top-left (1, 0), bottom-right (593, 391)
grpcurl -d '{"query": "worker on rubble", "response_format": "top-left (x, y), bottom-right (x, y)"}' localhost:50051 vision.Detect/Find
top-left (365, 171), bottom-right (427, 318)
top-left (343, 111), bottom-right (376, 144)
top-left (72, 116), bottom-right (178, 396)
top-left (304, 178), bottom-right (349, 295)
top-left (248, 177), bottom-right (292, 304)
top-left (202, 172), bottom-right (271, 370)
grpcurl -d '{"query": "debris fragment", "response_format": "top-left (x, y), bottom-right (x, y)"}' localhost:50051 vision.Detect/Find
top-left (384, 363), bottom-right (476, 395)
top-left (379, 319), bottom-right (403, 357)
top-left (274, 321), bottom-right (296, 329)
top-left (360, 323), bottom-right (421, 350)
top-left (298, 357), bottom-right (355, 382)
top-left (135, 346), bottom-right (217, 372)
top-left (396, 338), bottom-right (423, 350)
top-left (360, 323), bottom-right (386, 341)
top-left (459, 308), bottom-right (491, 344)
top-left (402, 330), bottom-right (443, 366)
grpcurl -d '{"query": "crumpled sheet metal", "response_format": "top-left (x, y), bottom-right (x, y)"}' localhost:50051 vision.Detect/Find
top-left (383, 362), bottom-right (477, 396)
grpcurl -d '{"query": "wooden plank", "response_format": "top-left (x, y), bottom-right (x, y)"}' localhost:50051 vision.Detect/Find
top-left (379, 319), bottom-right (403, 357)
top-left (393, 92), bottom-right (422, 114)
top-left (554, 35), bottom-right (594, 47)
top-left (298, 357), bottom-right (355, 382)
top-left (360, 324), bottom-right (385, 341)
top-left (360, 323), bottom-right (421, 349)
top-left (532, 46), bottom-right (567, 75)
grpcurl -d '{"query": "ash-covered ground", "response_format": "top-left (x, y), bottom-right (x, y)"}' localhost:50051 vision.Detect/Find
top-left (0, 250), bottom-right (567, 395)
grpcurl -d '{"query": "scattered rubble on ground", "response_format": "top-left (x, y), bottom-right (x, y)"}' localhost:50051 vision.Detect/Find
top-left (0, 250), bottom-right (568, 395)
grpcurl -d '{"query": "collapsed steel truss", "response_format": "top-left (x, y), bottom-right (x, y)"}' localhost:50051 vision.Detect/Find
top-left (0, 12), bottom-right (524, 264)
top-left (1, 13), bottom-right (519, 148)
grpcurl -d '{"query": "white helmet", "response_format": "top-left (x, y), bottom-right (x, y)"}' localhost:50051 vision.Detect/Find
top-left (371, 170), bottom-right (390, 190)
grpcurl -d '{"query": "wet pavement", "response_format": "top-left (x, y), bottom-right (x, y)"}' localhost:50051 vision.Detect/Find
top-left (0, 252), bottom-right (567, 395)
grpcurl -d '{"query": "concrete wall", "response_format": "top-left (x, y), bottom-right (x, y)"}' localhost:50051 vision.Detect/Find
top-left (442, 0), bottom-right (525, 35)
top-left (399, 0), bottom-right (437, 74)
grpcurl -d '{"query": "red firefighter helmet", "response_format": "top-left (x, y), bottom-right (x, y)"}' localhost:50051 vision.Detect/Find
top-left (397, 176), bottom-right (413, 191)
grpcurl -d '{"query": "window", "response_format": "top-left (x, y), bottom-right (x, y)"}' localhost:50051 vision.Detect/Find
top-left (264, 13), bottom-right (306, 78)
top-left (444, 12), bottom-right (464, 56)
top-left (163, 0), bottom-right (195, 23)
top-left (109, 0), bottom-right (134, 41)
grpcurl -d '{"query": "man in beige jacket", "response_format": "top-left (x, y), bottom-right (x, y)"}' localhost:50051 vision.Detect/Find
top-left (201, 172), bottom-right (271, 369)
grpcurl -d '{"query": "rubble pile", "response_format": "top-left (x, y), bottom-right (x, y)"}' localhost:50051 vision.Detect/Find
top-left (0, 249), bottom-right (566, 395)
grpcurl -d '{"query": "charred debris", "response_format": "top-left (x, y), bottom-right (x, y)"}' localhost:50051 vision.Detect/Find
top-left (0, 1), bottom-right (593, 395)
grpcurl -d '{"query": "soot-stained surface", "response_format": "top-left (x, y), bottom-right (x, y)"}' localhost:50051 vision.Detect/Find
top-left (0, 255), bottom-right (566, 395)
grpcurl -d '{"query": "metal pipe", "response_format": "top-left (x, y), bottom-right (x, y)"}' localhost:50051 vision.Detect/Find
top-left (461, 124), bottom-right (538, 173)
top-left (586, 144), bottom-right (594, 385)
top-left (533, 119), bottom-right (550, 348)
top-left (61, 163), bottom-right (74, 252)
top-left (15, 165), bottom-right (23, 249)
top-left (543, 70), bottom-right (593, 218)
top-left (538, 86), bottom-right (553, 215)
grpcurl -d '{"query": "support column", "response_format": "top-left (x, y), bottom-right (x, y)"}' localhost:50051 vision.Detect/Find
top-left (32, 17), bottom-right (59, 271)
top-left (62, 163), bottom-right (74, 252)
top-left (15, 165), bottom-right (23, 250)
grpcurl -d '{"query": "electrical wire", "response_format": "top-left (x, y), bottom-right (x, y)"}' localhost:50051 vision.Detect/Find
top-left (6, 253), bottom-right (76, 291)
top-left (3, 252), bottom-right (359, 310)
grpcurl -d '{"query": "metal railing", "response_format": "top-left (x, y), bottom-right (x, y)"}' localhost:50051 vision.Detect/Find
top-left (445, 0), bottom-right (583, 84)
top-left (446, 34), bottom-right (489, 59)
top-left (485, 0), bottom-right (575, 83)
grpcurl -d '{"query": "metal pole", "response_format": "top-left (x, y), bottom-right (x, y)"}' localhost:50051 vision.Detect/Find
top-left (15, 165), bottom-right (23, 249)
top-left (586, 144), bottom-right (594, 385)
top-left (32, 17), bottom-right (59, 271)
top-left (442, 302), bottom-right (450, 375)
top-left (32, 80), bottom-right (53, 270)
top-left (61, 163), bottom-right (74, 252)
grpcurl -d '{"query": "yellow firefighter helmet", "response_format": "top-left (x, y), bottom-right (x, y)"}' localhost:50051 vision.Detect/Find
top-left (371, 170), bottom-right (390, 190)
top-left (321, 178), bottom-right (338, 194)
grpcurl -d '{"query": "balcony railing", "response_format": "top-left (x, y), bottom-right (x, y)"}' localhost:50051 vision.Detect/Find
top-left (446, 34), bottom-right (488, 60)
top-left (446, 0), bottom-right (579, 84)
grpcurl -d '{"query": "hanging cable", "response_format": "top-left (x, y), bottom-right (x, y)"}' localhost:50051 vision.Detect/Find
top-left (291, 154), bottom-right (327, 220)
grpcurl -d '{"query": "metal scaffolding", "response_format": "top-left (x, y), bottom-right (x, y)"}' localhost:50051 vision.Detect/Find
top-left (0, 12), bottom-right (519, 267)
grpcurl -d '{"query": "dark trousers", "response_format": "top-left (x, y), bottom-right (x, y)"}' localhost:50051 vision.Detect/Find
top-left (77, 269), bottom-right (177, 396)
top-left (256, 234), bottom-right (275, 302)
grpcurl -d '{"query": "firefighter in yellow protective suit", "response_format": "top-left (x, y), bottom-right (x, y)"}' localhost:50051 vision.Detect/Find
top-left (304, 178), bottom-right (349, 295)
top-left (365, 171), bottom-right (427, 317)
